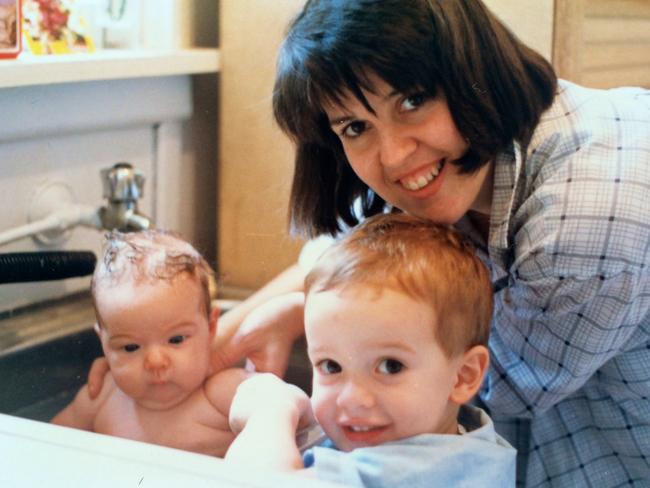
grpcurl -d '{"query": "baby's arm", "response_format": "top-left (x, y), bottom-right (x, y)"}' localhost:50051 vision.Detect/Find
top-left (224, 373), bottom-right (314, 471)
top-left (51, 371), bottom-right (113, 430)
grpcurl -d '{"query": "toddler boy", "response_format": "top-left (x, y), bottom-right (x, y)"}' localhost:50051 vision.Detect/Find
top-left (226, 214), bottom-right (515, 486)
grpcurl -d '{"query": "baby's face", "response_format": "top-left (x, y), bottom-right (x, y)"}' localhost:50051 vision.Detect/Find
top-left (96, 274), bottom-right (214, 410)
top-left (305, 285), bottom-right (463, 452)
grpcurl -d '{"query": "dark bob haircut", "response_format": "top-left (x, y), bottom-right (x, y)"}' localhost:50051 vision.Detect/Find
top-left (273, 0), bottom-right (557, 237)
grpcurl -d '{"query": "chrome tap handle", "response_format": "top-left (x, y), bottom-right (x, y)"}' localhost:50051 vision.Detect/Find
top-left (100, 162), bottom-right (145, 203)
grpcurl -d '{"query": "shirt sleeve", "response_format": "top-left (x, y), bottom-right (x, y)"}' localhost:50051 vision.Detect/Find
top-left (481, 133), bottom-right (650, 417)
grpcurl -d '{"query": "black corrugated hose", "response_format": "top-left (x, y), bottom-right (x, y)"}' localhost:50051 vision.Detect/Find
top-left (0, 251), bottom-right (97, 284)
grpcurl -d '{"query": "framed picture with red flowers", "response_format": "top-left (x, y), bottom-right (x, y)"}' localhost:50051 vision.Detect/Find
top-left (22, 0), bottom-right (94, 54)
top-left (0, 0), bottom-right (20, 58)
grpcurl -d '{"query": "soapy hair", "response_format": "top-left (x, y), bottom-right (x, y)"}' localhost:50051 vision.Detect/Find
top-left (92, 230), bottom-right (215, 324)
top-left (305, 213), bottom-right (493, 357)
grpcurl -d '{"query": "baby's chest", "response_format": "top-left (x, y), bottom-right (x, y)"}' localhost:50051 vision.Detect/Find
top-left (95, 393), bottom-right (234, 457)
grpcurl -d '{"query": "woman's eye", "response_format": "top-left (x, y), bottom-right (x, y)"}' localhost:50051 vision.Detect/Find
top-left (377, 358), bottom-right (404, 375)
top-left (169, 335), bottom-right (185, 345)
top-left (123, 344), bottom-right (139, 353)
top-left (341, 120), bottom-right (367, 138)
top-left (401, 93), bottom-right (426, 111)
top-left (317, 359), bottom-right (342, 375)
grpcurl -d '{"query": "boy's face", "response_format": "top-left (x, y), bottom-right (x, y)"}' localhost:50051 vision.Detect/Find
top-left (95, 274), bottom-right (215, 410)
top-left (305, 285), bottom-right (463, 452)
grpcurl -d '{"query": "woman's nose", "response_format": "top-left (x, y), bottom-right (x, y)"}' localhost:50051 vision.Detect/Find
top-left (378, 127), bottom-right (417, 169)
top-left (144, 347), bottom-right (170, 372)
top-left (336, 378), bottom-right (376, 411)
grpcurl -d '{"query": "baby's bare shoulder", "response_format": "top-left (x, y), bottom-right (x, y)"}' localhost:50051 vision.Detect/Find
top-left (203, 368), bottom-right (251, 415)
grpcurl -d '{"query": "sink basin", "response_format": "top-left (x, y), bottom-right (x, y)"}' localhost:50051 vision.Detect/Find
top-left (0, 326), bottom-right (102, 421)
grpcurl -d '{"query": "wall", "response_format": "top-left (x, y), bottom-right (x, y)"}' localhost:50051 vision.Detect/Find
top-left (0, 75), bottom-right (207, 314)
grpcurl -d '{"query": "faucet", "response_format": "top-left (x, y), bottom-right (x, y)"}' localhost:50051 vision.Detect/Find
top-left (0, 162), bottom-right (153, 247)
top-left (98, 162), bottom-right (152, 232)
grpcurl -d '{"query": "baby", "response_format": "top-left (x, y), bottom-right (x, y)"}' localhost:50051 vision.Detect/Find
top-left (52, 230), bottom-right (248, 457)
top-left (226, 214), bottom-right (515, 486)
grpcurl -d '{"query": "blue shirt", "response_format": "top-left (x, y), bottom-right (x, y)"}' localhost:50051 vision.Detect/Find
top-left (302, 406), bottom-right (515, 487)
top-left (468, 80), bottom-right (650, 486)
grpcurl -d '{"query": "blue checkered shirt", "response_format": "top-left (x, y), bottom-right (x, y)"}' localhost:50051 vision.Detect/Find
top-left (466, 80), bottom-right (650, 487)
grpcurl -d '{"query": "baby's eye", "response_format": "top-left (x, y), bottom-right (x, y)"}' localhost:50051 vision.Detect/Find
top-left (316, 359), bottom-right (342, 375)
top-left (123, 344), bottom-right (139, 353)
top-left (169, 335), bottom-right (185, 345)
top-left (401, 92), bottom-right (427, 111)
top-left (341, 120), bottom-right (367, 138)
top-left (377, 358), bottom-right (404, 375)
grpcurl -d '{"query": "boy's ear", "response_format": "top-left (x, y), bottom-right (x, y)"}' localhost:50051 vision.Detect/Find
top-left (449, 345), bottom-right (489, 405)
top-left (208, 306), bottom-right (220, 338)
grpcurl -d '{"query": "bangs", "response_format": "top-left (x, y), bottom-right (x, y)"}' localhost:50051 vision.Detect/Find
top-left (274, 0), bottom-right (443, 146)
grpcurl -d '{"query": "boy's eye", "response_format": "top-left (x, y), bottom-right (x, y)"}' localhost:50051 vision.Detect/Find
top-left (123, 344), bottom-right (139, 353)
top-left (169, 335), bottom-right (185, 345)
top-left (401, 92), bottom-right (426, 111)
top-left (341, 120), bottom-right (367, 138)
top-left (316, 359), bottom-right (342, 375)
top-left (377, 358), bottom-right (404, 375)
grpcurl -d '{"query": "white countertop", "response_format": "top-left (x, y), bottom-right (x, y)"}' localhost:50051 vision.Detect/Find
top-left (0, 413), bottom-right (341, 487)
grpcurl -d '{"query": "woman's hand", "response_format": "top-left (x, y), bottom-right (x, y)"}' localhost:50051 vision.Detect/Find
top-left (211, 292), bottom-right (306, 377)
top-left (86, 356), bottom-right (110, 400)
top-left (229, 373), bottom-right (314, 435)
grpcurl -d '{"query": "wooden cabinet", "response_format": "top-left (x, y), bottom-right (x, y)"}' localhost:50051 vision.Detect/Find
top-left (553, 0), bottom-right (650, 88)
top-left (217, 0), bottom-right (650, 295)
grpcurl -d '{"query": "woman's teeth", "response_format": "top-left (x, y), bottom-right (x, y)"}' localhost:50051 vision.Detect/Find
top-left (400, 161), bottom-right (443, 191)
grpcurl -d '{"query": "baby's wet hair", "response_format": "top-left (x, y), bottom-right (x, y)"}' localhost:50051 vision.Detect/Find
top-left (92, 230), bottom-right (215, 321)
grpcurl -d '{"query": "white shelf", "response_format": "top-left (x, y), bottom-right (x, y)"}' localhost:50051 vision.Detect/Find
top-left (0, 48), bottom-right (220, 89)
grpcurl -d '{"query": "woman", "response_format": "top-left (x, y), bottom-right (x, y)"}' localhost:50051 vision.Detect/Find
top-left (92, 0), bottom-right (650, 485)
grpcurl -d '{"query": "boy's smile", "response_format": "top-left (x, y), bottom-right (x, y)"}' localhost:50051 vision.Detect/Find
top-left (305, 285), bottom-right (463, 452)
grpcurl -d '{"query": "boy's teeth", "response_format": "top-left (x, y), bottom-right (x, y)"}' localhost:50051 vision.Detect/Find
top-left (350, 426), bottom-right (372, 432)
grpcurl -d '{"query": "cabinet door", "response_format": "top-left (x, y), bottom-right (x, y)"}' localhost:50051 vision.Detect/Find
top-left (218, 0), bottom-right (306, 293)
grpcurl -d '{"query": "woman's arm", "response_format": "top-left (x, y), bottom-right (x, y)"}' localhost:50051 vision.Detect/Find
top-left (212, 289), bottom-right (307, 376)
top-left (211, 264), bottom-right (307, 375)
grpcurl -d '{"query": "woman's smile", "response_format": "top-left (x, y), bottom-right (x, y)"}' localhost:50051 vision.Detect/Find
top-left (325, 74), bottom-right (493, 223)
top-left (396, 160), bottom-right (444, 192)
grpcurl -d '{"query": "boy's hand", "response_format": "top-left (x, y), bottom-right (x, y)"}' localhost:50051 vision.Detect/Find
top-left (229, 373), bottom-right (314, 434)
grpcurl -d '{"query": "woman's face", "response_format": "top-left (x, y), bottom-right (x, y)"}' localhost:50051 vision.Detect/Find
top-left (323, 75), bottom-right (493, 223)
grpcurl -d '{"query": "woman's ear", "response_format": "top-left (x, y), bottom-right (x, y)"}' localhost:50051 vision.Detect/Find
top-left (209, 306), bottom-right (220, 338)
top-left (449, 345), bottom-right (489, 405)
